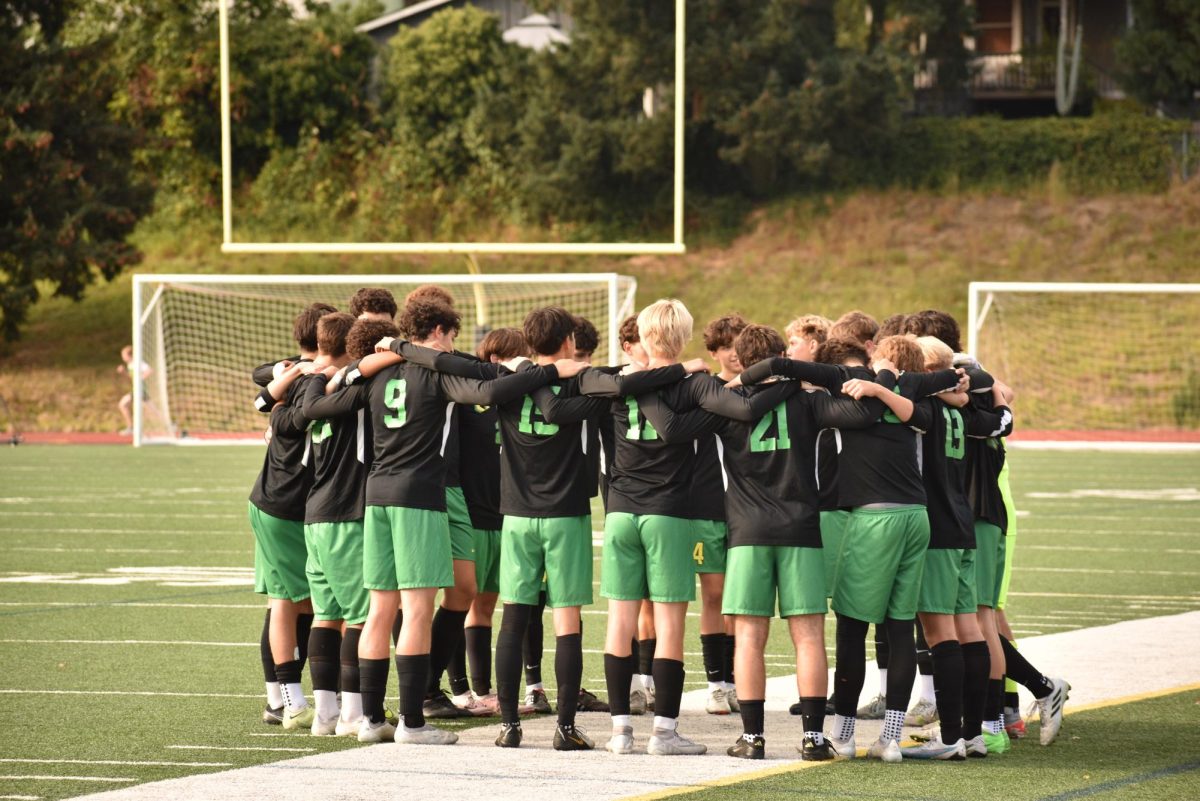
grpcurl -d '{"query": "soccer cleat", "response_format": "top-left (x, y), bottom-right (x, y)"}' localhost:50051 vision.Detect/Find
top-left (357, 719), bottom-right (396, 743)
top-left (606, 726), bottom-right (635, 754)
top-left (900, 736), bottom-right (965, 761)
top-left (262, 705), bottom-right (284, 726)
top-left (396, 723), bottom-right (459, 745)
top-left (474, 693), bottom-right (501, 715)
top-left (647, 728), bottom-right (707, 756)
top-left (904, 698), bottom-right (939, 727)
top-left (907, 726), bottom-right (938, 743)
top-left (384, 706), bottom-right (399, 727)
top-left (726, 686), bottom-right (740, 713)
top-left (424, 688), bottom-right (470, 719)
top-left (866, 737), bottom-right (903, 763)
top-left (553, 723), bottom-right (595, 751)
top-left (629, 689), bottom-right (648, 716)
top-left (800, 735), bottom-right (835, 761)
top-left (1036, 678), bottom-right (1070, 746)
top-left (1004, 708), bottom-right (1027, 739)
top-left (311, 713), bottom-right (339, 736)
top-left (495, 721), bottom-right (522, 748)
top-left (524, 687), bottom-right (553, 715)
top-left (645, 684), bottom-right (656, 712)
top-left (829, 735), bottom-right (857, 759)
top-left (577, 687), bottom-right (610, 713)
top-left (855, 693), bottom-right (887, 720)
top-left (335, 716), bottom-right (363, 737)
top-left (282, 705), bottom-right (315, 731)
top-left (727, 734), bottom-right (765, 760)
top-left (965, 735), bottom-right (989, 759)
top-left (789, 699), bottom-right (803, 716)
top-left (705, 687), bottom-right (732, 715)
top-left (451, 691), bottom-right (496, 717)
top-left (982, 730), bottom-right (1010, 754)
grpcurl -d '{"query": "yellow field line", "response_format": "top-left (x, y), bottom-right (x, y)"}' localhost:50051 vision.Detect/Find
top-left (1063, 682), bottom-right (1200, 716)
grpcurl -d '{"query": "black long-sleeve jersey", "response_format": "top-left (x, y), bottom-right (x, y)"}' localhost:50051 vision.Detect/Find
top-left (249, 376), bottom-right (316, 521)
top-left (963, 382), bottom-right (1014, 531)
top-left (459, 400), bottom-right (503, 531)
top-left (298, 376), bottom-right (370, 524)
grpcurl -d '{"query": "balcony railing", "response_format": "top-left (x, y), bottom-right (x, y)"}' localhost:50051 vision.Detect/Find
top-left (915, 52), bottom-right (1123, 100)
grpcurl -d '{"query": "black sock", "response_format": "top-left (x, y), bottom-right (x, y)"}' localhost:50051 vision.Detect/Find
top-left (739, 699), bottom-right (765, 736)
top-left (604, 653), bottom-right (635, 716)
top-left (884, 617), bottom-right (916, 712)
top-left (986, 678), bottom-right (1005, 722)
top-left (723, 633), bottom-right (736, 684)
top-left (274, 658), bottom-right (302, 685)
top-left (426, 607), bottom-right (468, 695)
top-left (638, 638), bottom-right (656, 676)
top-left (448, 636), bottom-right (470, 697)
top-left (931, 640), bottom-right (965, 744)
top-left (465, 625), bottom-right (492, 695)
top-left (497, 603), bottom-right (533, 724)
top-left (395, 653), bottom-right (429, 729)
top-left (833, 613), bottom-right (868, 717)
top-left (307, 627), bottom-right (342, 693)
top-left (1005, 689), bottom-right (1020, 712)
top-left (296, 613), bottom-right (314, 673)
top-left (391, 610), bottom-right (403, 648)
top-left (800, 696), bottom-right (826, 735)
top-left (359, 657), bottom-right (389, 724)
top-left (873, 623), bottom-right (890, 670)
top-left (961, 640), bottom-right (990, 740)
top-left (522, 593), bottom-right (545, 686)
top-left (915, 619), bottom-right (932, 676)
top-left (651, 658), bottom-right (685, 720)
top-left (630, 637), bottom-right (640, 674)
top-left (1000, 637), bottom-right (1051, 698)
top-left (555, 634), bottom-right (583, 727)
top-left (700, 633), bottom-right (724, 685)
top-left (340, 628), bottom-right (362, 695)
top-left (260, 610), bottom-right (277, 684)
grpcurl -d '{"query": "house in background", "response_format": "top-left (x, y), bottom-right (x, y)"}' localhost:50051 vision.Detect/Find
top-left (355, 0), bottom-right (570, 51)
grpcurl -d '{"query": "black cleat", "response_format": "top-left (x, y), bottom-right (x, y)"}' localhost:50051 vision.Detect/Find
top-left (800, 734), bottom-right (835, 761)
top-left (789, 699), bottom-right (803, 716)
top-left (727, 734), bottom-right (765, 760)
top-left (495, 721), bottom-right (523, 748)
top-left (262, 705), bottom-right (284, 725)
top-left (424, 688), bottom-right (470, 719)
top-left (553, 723), bottom-right (595, 751)
top-left (576, 687), bottom-right (610, 713)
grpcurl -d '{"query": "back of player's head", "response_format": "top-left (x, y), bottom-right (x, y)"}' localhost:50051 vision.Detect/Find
top-left (316, 312), bottom-right (356, 359)
top-left (734, 324), bottom-right (786, 369)
top-left (574, 316), bottom-right (600, 357)
top-left (405, 284), bottom-right (456, 309)
top-left (784, 314), bottom-right (832, 344)
top-left (618, 315), bottom-right (640, 346)
top-left (478, 327), bottom-right (528, 362)
top-left (916, 335), bottom-right (954, 371)
top-left (816, 336), bottom-right (869, 366)
top-left (400, 300), bottom-right (461, 341)
top-left (294, 302), bottom-right (338, 352)
top-left (637, 299), bottom-right (693, 360)
top-left (875, 334), bottom-right (924, 373)
top-left (829, 310), bottom-right (879, 347)
top-left (346, 318), bottom-right (400, 360)
top-left (904, 309), bottom-right (962, 353)
top-left (877, 313), bottom-right (908, 339)
top-left (703, 314), bottom-right (749, 352)
top-left (349, 287), bottom-right (398, 320)
top-left (523, 306), bottom-right (577, 356)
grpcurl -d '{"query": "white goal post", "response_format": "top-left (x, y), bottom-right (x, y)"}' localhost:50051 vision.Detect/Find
top-left (131, 273), bottom-right (637, 446)
top-left (967, 282), bottom-right (1200, 450)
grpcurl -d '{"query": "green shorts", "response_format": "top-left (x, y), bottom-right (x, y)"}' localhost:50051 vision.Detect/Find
top-left (305, 520), bottom-right (369, 625)
top-left (820, 510), bottom-right (850, 598)
top-left (248, 502), bottom-right (309, 602)
top-left (473, 527), bottom-right (502, 594)
top-left (723, 545), bottom-right (827, 618)
top-left (974, 521), bottom-right (1005, 608)
top-left (601, 513), bottom-right (696, 603)
top-left (832, 505), bottom-right (929, 624)
top-left (997, 460), bottom-right (1017, 609)
top-left (692, 519), bottom-right (728, 574)
top-left (500, 515), bottom-right (592, 608)
top-left (363, 505), bottom-right (453, 591)
top-left (445, 487), bottom-right (475, 562)
top-left (918, 548), bottom-right (977, 615)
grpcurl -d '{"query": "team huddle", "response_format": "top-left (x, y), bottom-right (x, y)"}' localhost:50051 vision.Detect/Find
top-left (247, 285), bottom-right (1069, 761)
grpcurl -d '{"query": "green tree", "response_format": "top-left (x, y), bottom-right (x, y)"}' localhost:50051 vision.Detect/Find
top-left (1117, 0), bottom-right (1200, 116)
top-left (1, 0), bottom-right (153, 341)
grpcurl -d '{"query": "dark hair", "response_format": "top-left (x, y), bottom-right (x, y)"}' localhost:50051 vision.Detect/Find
top-left (734, 324), bottom-right (786, 369)
top-left (829, 310), bottom-right (879, 347)
top-left (574, 316), bottom-right (599, 355)
top-left (523, 306), bottom-right (576, 356)
top-left (703, 314), bottom-right (749, 351)
top-left (404, 284), bottom-right (455, 308)
top-left (293, 302), bottom-right (338, 352)
top-left (816, 337), bottom-right (870, 366)
top-left (345, 318), bottom-right (400, 360)
top-left (618, 315), bottom-right (640, 346)
top-left (903, 309), bottom-right (962, 353)
top-left (399, 300), bottom-right (461, 341)
top-left (877, 313), bottom-right (908, 339)
top-left (349, 287), bottom-right (397, 319)
top-left (316, 312), bottom-right (356, 359)
top-left (478, 328), bottom-right (528, 362)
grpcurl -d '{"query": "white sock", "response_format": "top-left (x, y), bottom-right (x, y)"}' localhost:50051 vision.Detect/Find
top-left (630, 675), bottom-right (643, 694)
top-left (881, 709), bottom-right (905, 742)
top-left (340, 691), bottom-right (363, 723)
top-left (611, 714), bottom-right (632, 730)
top-left (528, 682), bottom-right (544, 692)
top-left (641, 675), bottom-right (655, 692)
top-left (314, 689), bottom-right (339, 720)
top-left (920, 673), bottom-right (935, 703)
top-left (723, 681), bottom-right (735, 692)
top-left (877, 668), bottom-right (888, 695)
top-left (832, 713), bottom-right (856, 741)
top-left (708, 681), bottom-right (723, 692)
top-left (265, 682), bottom-right (284, 708)
top-left (652, 715), bottom-right (677, 732)
top-left (804, 730), bottom-right (825, 745)
top-left (984, 719), bottom-right (1004, 734)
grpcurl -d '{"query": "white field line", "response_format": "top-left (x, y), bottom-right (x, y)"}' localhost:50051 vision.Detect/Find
top-left (0, 603), bottom-right (264, 610)
top-left (1006, 591), bottom-right (1200, 601)
top-left (0, 794), bottom-right (41, 800)
top-left (4, 512), bottom-right (239, 519)
top-left (166, 746), bottom-right (314, 754)
top-left (0, 690), bottom-right (260, 699)
top-left (1021, 529), bottom-right (1196, 537)
top-left (1026, 514), bottom-right (1199, 521)
top-left (1020, 544), bottom-right (1200, 555)
top-left (9, 548), bottom-right (247, 556)
top-left (1015, 566), bottom-right (1200, 577)
top-left (0, 760), bottom-right (230, 768)
top-left (0, 639), bottom-right (255, 647)
top-left (0, 529), bottom-right (244, 536)
top-left (0, 777), bottom-right (132, 783)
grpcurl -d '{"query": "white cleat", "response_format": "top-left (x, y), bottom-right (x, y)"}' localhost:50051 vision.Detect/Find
top-left (829, 735), bottom-right (857, 759)
top-left (900, 736), bottom-right (965, 760)
top-left (357, 719), bottom-right (396, 743)
top-left (335, 716), bottom-right (363, 737)
top-left (606, 726), bottom-right (635, 754)
top-left (904, 698), bottom-right (939, 727)
top-left (965, 735), bottom-right (988, 759)
top-left (310, 713), bottom-right (339, 736)
top-left (726, 686), bottom-right (740, 713)
top-left (629, 689), bottom-right (648, 715)
top-left (1037, 678), bottom-right (1071, 746)
top-left (706, 687), bottom-right (732, 715)
top-left (647, 728), bottom-right (707, 756)
top-left (396, 723), bottom-right (459, 745)
top-left (866, 737), bottom-right (903, 763)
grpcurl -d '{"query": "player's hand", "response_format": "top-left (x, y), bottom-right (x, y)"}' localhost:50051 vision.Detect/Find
top-left (263, 426), bottom-right (273, 445)
top-left (681, 358), bottom-right (709, 374)
top-left (841, 378), bottom-right (876, 400)
top-left (725, 375), bottom-right (743, 389)
top-left (995, 378), bottom-right (1014, 404)
top-left (272, 360), bottom-right (292, 380)
top-left (296, 362), bottom-right (317, 375)
top-left (552, 359), bottom-right (588, 378)
top-left (954, 373), bottom-right (970, 394)
top-left (942, 390), bottom-right (969, 408)
top-left (871, 357), bottom-right (897, 375)
top-left (501, 356), bottom-right (531, 373)
top-left (375, 336), bottom-right (395, 353)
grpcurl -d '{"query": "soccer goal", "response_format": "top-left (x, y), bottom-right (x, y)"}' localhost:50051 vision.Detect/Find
top-left (967, 282), bottom-right (1200, 450)
top-left (131, 273), bottom-right (637, 446)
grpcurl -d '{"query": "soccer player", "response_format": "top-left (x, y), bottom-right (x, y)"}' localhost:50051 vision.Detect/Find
top-left (349, 287), bottom-right (398, 321)
top-left (828, 310), bottom-right (879, 358)
top-left (784, 314), bottom-right (832, 362)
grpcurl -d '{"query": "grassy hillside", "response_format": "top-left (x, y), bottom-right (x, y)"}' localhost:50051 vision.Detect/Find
top-left (3, 182), bottom-right (1199, 432)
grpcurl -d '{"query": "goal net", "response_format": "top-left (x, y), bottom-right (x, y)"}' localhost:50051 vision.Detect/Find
top-left (967, 282), bottom-right (1200, 448)
top-left (132, 273), bottom-right (637, 445)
